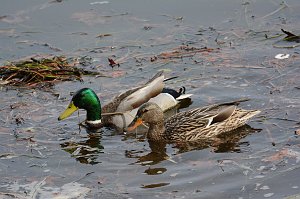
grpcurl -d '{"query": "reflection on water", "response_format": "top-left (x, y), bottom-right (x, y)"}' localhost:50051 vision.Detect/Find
top-left (60, 130), bottom-right (104, 165)
top-left (214, 125), bottom-right (262, 153)
top-left (174, 124), bottom-right (261, 154)
top-left (125, 141), bottom-right (168, 166)
top-left (144, 167), bottom-right (167, 175)
top-left (64, 121), bottom-right (259, 168)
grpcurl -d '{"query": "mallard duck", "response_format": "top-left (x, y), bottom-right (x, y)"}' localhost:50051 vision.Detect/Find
top-left (127, 100), bottom-right (260, 142)
top-left (58, 72), bottom-right (192, 130)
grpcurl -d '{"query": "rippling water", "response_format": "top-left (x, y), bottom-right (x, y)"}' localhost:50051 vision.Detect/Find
top-left (1, 0), bottom-right (300, 198)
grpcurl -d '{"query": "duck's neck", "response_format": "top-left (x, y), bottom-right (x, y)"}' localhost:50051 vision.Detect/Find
top-left (86, 107), bottom-right (101, 121)
top-left (147, 121), bottom-right (165, 141)
top-left (85, 102), bottom-right (102, 126)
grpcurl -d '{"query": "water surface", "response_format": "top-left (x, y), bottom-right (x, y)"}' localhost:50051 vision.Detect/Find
top-left (1, 0), bottom-right (300, 198)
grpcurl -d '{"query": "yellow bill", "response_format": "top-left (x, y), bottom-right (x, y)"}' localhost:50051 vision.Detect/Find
top-left (127, 118), bottom-right (143, 131)
top-left (58, 101), bottom-right (78, 121)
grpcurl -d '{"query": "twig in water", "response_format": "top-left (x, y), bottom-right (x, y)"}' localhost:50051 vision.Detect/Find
top-left (260, 1), bottom-right (288, 19)
top-left (0, 192), bottom-right (26, 199)
top-left (73, 171), bottom-right (95, 183)
top-left (273, 43), bottom-right (300, 48)
top-left (30, 176), bottom-right (48, 199)
top-left (265, 127), bottom-right (276, 146)
top-left (0, 153), bottom-right (45, 159)
top-left (268, 117), bottom-right (299, 123)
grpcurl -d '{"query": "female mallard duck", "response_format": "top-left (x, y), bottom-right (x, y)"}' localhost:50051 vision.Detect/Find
top-left (127, 100), bottom-right (260, 142)
top-left (58, 72), bottom-right (192, 130)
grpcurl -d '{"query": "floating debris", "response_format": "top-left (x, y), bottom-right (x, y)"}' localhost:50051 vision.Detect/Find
top-left (284, 193), bottom-right (300, 199)
top-left (273, 29), bottom-right (300, 48)
top-left (1, 180), bottom-right (91, 199)
top-left (260, 185), bottom-right (270, 190)
top-left (153, 45), bottom-right (216, 60)
top-left (275, 53), bottom-right (290, 59)
top-left (0, 55), bottom-right (102, 87)
top-left (90, 1), bottom-right (109, 5)
top-left (264, 193), bottom-right (274, 198)
top-left (262, 148), bottom-right (300, 163)
top-left (281, 29), bottom-right (300, 43)
top-left (96, 33), bottom-right (112, 38)
top-left (141, 182), bottom-right (170, 189)
top-left (108, 57), bottom-right (120, 68)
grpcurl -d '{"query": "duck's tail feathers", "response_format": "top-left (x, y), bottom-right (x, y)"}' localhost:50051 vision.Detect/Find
top-left (242, 110), bottom-right (261, 121)
top-left (146, 71), bottom-right (164, 84)
top-left (161, 86), bottom-right (193, 109)
top-left (176, 94), bottom-right (193, 100)
top-left (148, 71), bottom-right (178, 83)
top-left (163, 76), bottom-right (179, 82)
top-left (162, 86), bottom-right (191, 99)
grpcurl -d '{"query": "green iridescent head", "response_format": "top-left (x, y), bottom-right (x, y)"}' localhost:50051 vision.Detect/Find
top-left (58, 88), bottom-right (102, 122)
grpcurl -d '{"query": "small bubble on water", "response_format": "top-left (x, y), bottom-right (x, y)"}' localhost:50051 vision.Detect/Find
top-left (270, 166), bottom-right (277, 171)
top-left (264, 193), bottom-right (274, 198)
top-left (254, 183), bottom-right (261, 191)
top-left (254, 175), bottom-right (265, 179)
top-left (260, 185), bottom-right (270, 190)
top-left (243, 170), bottom-right (249, 176)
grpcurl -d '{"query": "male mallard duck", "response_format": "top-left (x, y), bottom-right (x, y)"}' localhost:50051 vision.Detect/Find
top-left (58, 72), bottom-right (192, 130)
top-left (127, 100), bottom-right (260, 142)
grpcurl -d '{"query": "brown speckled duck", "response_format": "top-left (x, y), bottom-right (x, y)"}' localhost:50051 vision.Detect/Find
top-left (127, 100), bottom-right (260, 142)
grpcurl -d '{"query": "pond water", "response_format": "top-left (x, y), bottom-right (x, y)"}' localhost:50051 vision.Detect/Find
top-left (1, 0), bottom-right (300, 198)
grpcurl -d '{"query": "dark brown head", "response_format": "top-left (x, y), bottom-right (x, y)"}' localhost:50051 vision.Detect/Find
top-left (127, 102), bottom-right (164, 131)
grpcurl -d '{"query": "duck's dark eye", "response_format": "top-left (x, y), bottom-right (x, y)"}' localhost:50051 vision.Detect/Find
top-left (143, 109), bottom-right (149, 113)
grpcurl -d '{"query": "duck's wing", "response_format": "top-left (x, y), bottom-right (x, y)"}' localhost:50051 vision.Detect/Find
top-left (164, 100), bottom-right (244, 140)
top-left (114, 72), bottom-right (165, 112)
top-left (166, 103), bottom-right (236, 129)
top-left (167, 99), bottom-right (243, 123)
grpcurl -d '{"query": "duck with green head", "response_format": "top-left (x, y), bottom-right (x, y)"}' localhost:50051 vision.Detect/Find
top-left (58, 88), bottom-right (103, 127)
top-left (58, 72), bottom-right (192, 130)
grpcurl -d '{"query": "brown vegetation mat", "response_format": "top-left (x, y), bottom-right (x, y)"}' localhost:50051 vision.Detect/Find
top-left (0, 55), bottom-right (102, 87)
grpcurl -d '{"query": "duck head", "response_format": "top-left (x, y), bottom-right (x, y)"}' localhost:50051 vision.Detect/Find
top-left (58, 88), bottom-right (102, 127)
top-left (127, 102), bottom-right (164, 131)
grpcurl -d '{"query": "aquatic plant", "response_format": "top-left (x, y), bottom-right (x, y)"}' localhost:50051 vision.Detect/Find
top-left (0, 56), bottom-right (101, 87)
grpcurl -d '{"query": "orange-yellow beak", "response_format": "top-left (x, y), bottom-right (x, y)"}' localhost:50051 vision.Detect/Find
top-left (127, 117), bottom-right (143, 131)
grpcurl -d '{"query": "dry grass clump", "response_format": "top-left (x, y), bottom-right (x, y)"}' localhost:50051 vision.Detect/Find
top-left (0, 56), bottom-right (101, 87)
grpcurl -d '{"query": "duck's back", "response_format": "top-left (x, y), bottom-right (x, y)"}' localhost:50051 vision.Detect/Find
top-left (163, 100), bottom-right (260, 141)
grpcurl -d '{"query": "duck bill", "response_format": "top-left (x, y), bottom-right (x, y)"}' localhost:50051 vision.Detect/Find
top-left (127, 117), bottom-right (143, 131)
top-left (58, 101), bottom-right (78, 121)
